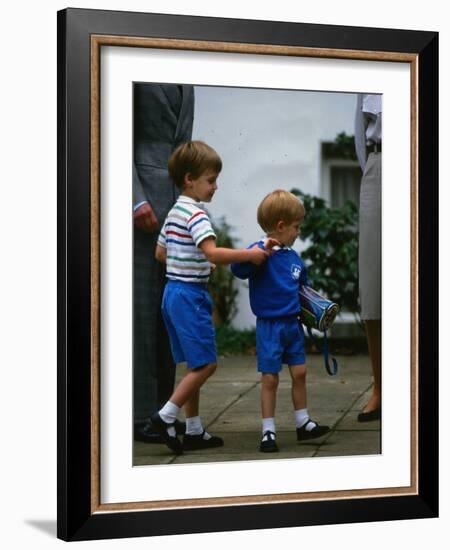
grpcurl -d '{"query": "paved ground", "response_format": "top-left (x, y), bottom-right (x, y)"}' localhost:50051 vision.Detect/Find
top-left (134, 353), bottom-right (381, 466)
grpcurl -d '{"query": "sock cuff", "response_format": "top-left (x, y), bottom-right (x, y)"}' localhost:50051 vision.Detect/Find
top-left (294, 408), bottom-right (309, 428)
top-left (160, 401), bottom-right (180, 422)
top-left (186, 415), bottom-right (203, 435)
top-left (262, 417), bottom-right (276, 434)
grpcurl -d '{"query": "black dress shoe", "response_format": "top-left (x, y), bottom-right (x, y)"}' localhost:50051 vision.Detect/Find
top-left (183, 431), bottom-right (224, 451)
top-left (296, 420), bottom-right (330, 441)
top-left (150, 412), bottom-right (183, 455)
top-left (173, 419), bottom-right (186, 436)
top-left (134, 421), bottom-right (163, 443)
top-left (357, 408), bottom-right (381, 422)
top-left (259, 431), bottom-right (279, 453)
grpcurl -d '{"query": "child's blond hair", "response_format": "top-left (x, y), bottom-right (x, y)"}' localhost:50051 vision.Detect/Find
top-left (257, 189), bottom-right (305, 233)
top-left (168, 140), bottom-right (222, 189)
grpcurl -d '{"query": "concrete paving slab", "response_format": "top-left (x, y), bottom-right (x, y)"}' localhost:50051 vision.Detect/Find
top-left (195, 382), bottom-right (257, 426)
top-left (336, 415), bottom-right (381, 431)
top-left (133, 455), bottom-right (174, 466)
top-left (134, 354), bottom-right (380, 466)
top-left (314, 430), bottom-right (381, 457)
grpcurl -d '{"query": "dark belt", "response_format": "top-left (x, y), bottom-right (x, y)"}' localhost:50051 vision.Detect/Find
top-left (367, 142), bottom-right (382, 154)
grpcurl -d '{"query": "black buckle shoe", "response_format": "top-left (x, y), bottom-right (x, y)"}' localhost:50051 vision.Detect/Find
top-left (183, 431), bottom-right (224, 451)
top-left (259, 431), bottom-right (279, 453)
top-left (174, 419), bottom-right (186, 435)
top-left (150, 412), bottom-right (183, 455)
top-left (296, 420), bottom-right (330, 441)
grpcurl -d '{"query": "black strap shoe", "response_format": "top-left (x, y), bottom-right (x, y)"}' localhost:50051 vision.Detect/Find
top-left (183, 431), bottom-right (224, 451)
top-left (174, 419), bottom-right (186, 435)
top-left (150, 412), bottom-right (183, 455)
top-left (259, 431), bottom-right (279, 453)
top-left (297, 420), bottom-right (330, 441)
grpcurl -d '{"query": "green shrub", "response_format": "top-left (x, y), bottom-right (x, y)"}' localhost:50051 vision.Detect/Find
top-left (208, 217), bottom-right (238, 326)
top-left (216, 324), bottom-right (256, 356)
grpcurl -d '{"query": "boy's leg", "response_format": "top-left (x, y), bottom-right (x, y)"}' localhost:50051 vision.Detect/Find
top-left (154, 283), bottom-right (220, 453)
top-left (180, 366), bottom-right (224, 450)
top-left (151, 363), bottom-right (215, 454)
top-left (162, 364), bottom-right (224, 450)
top-left (184, 387), bottom-right (200, 418)
top-left (261, 373), bottom-right (279, 419)
top-left (289, 363), bottom-right (307, 410)
top-left (171, 363), bottom-right (217, 408)
top-left (289, 364), bottom-right (330, 441)
top-left (358, 319), bottom-right (381, 420)
top-left (260, 373), bottom-right (279, 452)
top-left (257, 319), bottom-right (283, 452)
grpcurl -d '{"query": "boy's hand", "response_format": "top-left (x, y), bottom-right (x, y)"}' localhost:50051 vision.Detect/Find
top-left (248, 245), bottom-right (269, 265)
top-left (263, 238), bottom-right (281, 250)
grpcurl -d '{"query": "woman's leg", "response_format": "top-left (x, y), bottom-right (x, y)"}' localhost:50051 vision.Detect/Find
top-left (362, 319), bottom-right (382, 413)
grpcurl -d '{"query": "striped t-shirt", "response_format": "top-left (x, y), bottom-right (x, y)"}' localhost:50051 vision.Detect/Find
top-left (158, 195), bottom-right (216, 283)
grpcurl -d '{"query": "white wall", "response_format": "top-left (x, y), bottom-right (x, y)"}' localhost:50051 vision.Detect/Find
top-left (1, 1), bottom-right (448, 550)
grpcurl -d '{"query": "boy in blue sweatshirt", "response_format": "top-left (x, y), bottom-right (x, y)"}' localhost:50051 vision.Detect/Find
top-left (231, 190), bottom-right (330, 452)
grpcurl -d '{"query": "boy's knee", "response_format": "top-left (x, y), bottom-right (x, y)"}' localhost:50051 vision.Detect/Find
top-left (291, 364), bottom-right (307, 382)
top-left (208, 362), bottom-right (217, 375)
top-left (262, 373), bottom-right (279, 391)
top-left (202, 362), bottom-right (217, 378)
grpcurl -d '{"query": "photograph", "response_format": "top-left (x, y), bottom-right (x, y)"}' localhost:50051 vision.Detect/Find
top-left (132, 83), bottom-right (382, 468)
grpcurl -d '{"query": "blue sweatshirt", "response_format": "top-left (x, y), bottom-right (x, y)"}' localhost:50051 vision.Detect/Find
top-left (231, 241), bottom-right (309, 319)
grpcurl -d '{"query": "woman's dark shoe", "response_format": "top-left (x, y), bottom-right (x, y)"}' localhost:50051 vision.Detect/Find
top-left (357, 408), bottom-right (381, 422)
top-left (134, 422), bottom-right (163, 443)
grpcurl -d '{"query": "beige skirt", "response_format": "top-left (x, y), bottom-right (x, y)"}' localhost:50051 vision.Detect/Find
top-left (358, 152), bottom-right (381, 320)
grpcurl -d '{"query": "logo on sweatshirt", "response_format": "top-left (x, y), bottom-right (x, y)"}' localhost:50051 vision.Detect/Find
top-left (291, 264), bottom-right (302, 280)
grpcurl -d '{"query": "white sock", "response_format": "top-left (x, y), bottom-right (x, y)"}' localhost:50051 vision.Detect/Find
top-left (186, 416), bottom-right (211, 439)
top-left (295, 408), bottom-right (317, 431)
top-left (262, 417), bottom-right (276, 440)
top-left (159, 401), bottom-right (180, 437)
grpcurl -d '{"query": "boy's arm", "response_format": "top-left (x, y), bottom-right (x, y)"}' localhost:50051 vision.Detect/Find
top-left (155, 244), bottom-right (167, 264)
top-left (230, 238), bottom-right (280, 278)
top-left (155, 224), bottom-right (167, 264)
top-left (230, 260), bottom-right (256, 280)
top-left (199, 237), bottom-right (269, 266)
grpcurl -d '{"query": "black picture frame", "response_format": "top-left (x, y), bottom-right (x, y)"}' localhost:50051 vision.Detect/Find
top-left (57, 7), bottom-right (438, 541)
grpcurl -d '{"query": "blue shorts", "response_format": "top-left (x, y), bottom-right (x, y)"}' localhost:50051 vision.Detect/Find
top-left (161, 280), bottom-right (217, 369)
top-left (256, 316), bottom-right (305, 373)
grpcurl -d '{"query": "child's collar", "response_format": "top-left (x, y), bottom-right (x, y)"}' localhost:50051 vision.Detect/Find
top-left (261, 239), bottom-right (291, 251)
top-left (178, 195), bottom-right (203, 206)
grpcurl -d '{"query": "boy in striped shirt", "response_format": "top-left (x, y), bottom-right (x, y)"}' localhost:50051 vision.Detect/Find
top-left (152, 141), bottom-right (275, 454)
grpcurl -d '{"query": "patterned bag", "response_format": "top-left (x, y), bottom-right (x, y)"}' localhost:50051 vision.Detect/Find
top-left (299, 286), bottom-right (340, 331)
top-left (298, 286), bottom-right (340, 375)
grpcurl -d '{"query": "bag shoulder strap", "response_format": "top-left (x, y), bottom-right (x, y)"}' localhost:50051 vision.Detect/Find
top-left (306, 327), bottom-right (338, 376)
